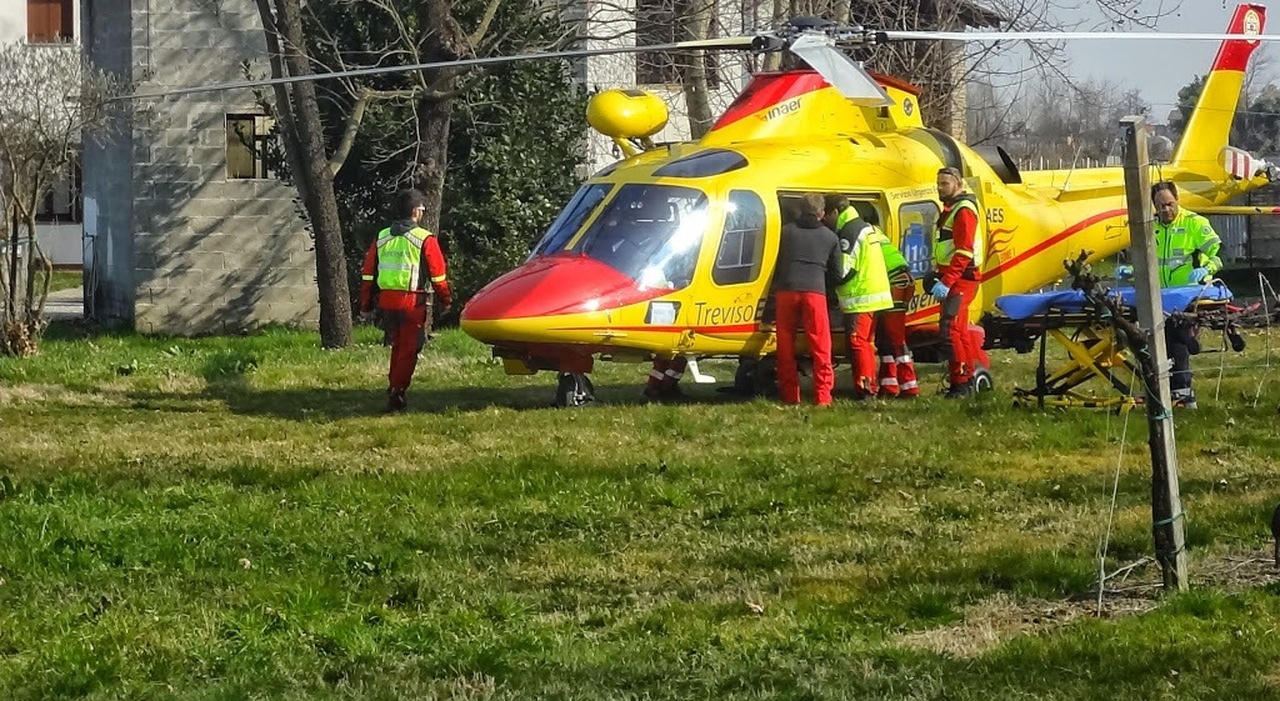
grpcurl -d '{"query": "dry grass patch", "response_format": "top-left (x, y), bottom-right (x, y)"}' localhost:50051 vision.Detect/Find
top-left (899, 547), bottom-right (1280, 659)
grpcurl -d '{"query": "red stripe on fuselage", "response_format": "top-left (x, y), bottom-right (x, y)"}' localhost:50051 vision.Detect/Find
top-left (905, 208), bottom-right (1127, 323)
top-left (712, 71), bottom-right (829, 130)
top-left (985, 208), bottom-right (1127, 279)
top-left (551, 324), bottom-right (759, 334)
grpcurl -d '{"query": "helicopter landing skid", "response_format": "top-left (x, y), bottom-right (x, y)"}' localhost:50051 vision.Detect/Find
top-left (554, 372), bottom-right (595, 408)
top-left (684, 358), bottom-right (717, 384)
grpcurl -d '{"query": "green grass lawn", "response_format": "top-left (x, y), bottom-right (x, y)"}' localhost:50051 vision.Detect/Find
top-left (46, 270), bottom-right (82, 293)
top-left (2, 322), bottom-right (1280, 700)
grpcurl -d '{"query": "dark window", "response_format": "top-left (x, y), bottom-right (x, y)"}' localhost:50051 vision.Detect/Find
top-left (713, 190), bottom-right (765, 286)
top-left (898, 201), bottom-right (939, 279)
top-left (28, 0), bottom-right (74, 43)
top-left (35, 160), bottom-right (82, 224)
top-left (653, 149), bottom-right (748, 178)
top-left (531, 183), bottom-right (613, 258)
top-left (226, 114), bottom-right (275, 180)
top-left (635, 0), bottom-right (721, 87)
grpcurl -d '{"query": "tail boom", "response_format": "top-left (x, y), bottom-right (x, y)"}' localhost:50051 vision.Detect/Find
top-left (1170, 4), bottom-right (1266, 169)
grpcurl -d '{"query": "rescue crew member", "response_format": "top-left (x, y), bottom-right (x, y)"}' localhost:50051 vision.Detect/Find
top-left (645, 357), bottom-right (688, 401)
top-left (824, 196), bottom-right (893, 399)
top-left (929, 166), bottom-right (983, 398)
top-left (773, 193), bottom-right (842, 406)
top-left (867, 210), bottom-right (918, 398)
top-left (359, 188), bottom-right (453, 412)
top-left (1152, 180), bottom-right (1223, 409)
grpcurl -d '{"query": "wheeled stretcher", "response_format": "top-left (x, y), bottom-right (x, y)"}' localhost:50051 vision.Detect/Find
top-left (983, 283), bottom-right (1236, 410)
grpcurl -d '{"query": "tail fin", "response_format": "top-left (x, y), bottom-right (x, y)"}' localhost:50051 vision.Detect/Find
top-left (1171, 3), bottom-right (1266, 169)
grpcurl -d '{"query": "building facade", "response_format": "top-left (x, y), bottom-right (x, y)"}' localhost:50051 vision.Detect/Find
top-left (83, 0), bottom-right (319, 334)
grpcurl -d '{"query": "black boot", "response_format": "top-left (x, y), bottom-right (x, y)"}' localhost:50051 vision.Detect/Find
top-left (387, 388), bottom-right (408, 412)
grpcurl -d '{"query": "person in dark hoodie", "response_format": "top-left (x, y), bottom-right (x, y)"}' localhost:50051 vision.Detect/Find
top-left (772, 192), bottom-right (842, 406)
top-left (359, 188), bottom-right (453, 412)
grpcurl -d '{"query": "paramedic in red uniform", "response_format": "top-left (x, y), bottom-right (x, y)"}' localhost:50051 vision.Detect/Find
top-left (772, 192), bottom-right (842, 406)
top-left (359, 188), bottom-right (453, 412)
top-left (929, 167), bottom-right (983, 398)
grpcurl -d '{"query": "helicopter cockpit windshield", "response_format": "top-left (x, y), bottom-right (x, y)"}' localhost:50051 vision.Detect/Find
top-left (537, 183), bottom-right (710, 291)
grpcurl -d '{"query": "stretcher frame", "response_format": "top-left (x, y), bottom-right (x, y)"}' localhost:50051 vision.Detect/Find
top-left (985, 295), bottom-right (1234, 412)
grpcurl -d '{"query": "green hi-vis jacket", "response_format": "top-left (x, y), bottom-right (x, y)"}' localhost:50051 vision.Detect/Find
top-left (374, 226), bottom-right (435, 293)
top-left (833, 208), bottom-right (893, 314)
top-left (1155, 207), bottom-right (1223, 287)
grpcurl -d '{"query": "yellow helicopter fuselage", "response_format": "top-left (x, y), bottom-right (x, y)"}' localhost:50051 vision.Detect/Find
top-left (461, 4), bottom-right (1269, 376)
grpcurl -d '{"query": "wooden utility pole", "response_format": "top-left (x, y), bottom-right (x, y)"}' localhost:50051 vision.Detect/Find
top-left (1120, 116), bottom-right (1188, 591)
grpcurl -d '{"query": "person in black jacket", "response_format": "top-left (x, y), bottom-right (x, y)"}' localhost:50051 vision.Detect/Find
top-left (772, 193), bottom-right (842, 406)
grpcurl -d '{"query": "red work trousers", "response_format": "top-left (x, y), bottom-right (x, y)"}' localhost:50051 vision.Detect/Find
top-left (843, 312), bottom-right (877, 397)
top-left (937, 279), bottom-right (979, 387)
top-left (647, 356), bottom-right (688, 393)
top-left (877, 285), bottom-right (918, 397)
top-left (775, 290), bottom-right (834, 405)
top-left (382, 306), bottom-right (429, 392)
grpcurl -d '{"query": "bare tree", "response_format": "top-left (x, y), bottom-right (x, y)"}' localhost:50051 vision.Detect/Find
top-left (0, 43), bottom-right (123, 357)
top-left (292, 0), bottom-right (582, 235)
top-left (255, 0), bottom-right (354, 349)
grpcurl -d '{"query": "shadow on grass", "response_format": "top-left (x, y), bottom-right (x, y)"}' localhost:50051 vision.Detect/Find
top-left (125, 355), bottom-right (756, 420)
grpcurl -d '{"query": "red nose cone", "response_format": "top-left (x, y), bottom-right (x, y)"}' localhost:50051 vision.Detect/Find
top-left (461, 254), bottom-right (671, 321)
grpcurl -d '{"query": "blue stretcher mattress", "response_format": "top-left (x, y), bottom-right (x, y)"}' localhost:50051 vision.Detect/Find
top-left (995, 284), bottom-right (1233, 322)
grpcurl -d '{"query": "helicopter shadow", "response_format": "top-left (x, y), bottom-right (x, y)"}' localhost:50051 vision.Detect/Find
top-left (123, 370), bottom-right (759, 421)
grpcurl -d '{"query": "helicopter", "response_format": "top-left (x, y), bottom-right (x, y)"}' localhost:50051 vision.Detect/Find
top-left (458, 3), bottom-right (1280, 406)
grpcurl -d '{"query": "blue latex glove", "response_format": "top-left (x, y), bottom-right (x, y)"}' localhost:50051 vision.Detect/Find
top-left (1116, 264), bottom-right (1134, 281)
top-left (1189, 267), bottom-right (1210, 283)
top-left (930, 280), bottom-right (950, 301)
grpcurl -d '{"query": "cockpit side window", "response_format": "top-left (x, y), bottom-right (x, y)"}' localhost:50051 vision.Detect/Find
top-left (574, 184), bottom-right (709, 291)
top-left (530, 183), bottom-right (612, 259)
top-left (713, 190), bottom-right (766, 286)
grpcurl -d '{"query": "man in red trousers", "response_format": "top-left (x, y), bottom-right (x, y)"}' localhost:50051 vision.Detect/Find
top-left (772, 193), bottom-right (842, 406)
top-left (359, 188), bottom-right (452, 412)
top-left (929, 167), bottom-right (983, 398)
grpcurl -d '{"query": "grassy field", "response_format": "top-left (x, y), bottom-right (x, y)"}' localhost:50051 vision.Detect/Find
top-left (46, 270), bottom-right (82, 294)
top-left (2, 322), bottom-right (1280, 700)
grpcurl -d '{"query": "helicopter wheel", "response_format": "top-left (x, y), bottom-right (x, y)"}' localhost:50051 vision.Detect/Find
top-left (554, 372), bottom-right (595, 408)
top-left (732, 356), bottom-right (778, 397)
top-left (971, 367), bottom-right (994, 394)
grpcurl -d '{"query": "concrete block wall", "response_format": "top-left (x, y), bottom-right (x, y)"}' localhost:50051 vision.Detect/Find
top-left (85, 0), bottom-right (320, 335)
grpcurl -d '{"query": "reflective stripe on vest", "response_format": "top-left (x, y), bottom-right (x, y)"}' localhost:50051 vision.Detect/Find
top-left (933, 197), bottom-right (983, 270)
top-left (836, 226), bottom-right (894, 313)
top-left (375, 226), bottom-right (432, 293)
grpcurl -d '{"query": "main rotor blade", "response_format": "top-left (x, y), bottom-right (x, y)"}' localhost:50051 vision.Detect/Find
top-left (878, 30), bottom-right (1280, 43)
top-left (118, 36), bottom-right (758, 102)
top-left (788, 33), bottom-right (891, 106)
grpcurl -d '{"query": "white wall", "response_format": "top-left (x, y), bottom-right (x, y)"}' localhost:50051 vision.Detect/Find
top-left (36, 222), bottom-right (82, 267)
top-left (0, 0), bottom-right (82, 44)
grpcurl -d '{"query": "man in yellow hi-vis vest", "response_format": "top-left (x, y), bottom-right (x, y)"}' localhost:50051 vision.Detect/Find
top-left (930, 167), bottom-right (983, 398)
top-left (1151, 181), bottom-right (1223, 409)
top-left (359, 189), bottom-right (453, 412)
top-left (825, 196), bottom-right (893, 398)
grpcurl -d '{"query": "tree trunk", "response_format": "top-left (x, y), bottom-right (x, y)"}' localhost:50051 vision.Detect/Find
top-left (680, 0), bottom-right (716, 140)
top-left (414, 97), bottom-right (454, 234)
top-left (412, 0), bottom-right (469, 234)
top-left (259, 0), bottom-right (353, 348)
top-left (4, 208), bottom-right (16, 316)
